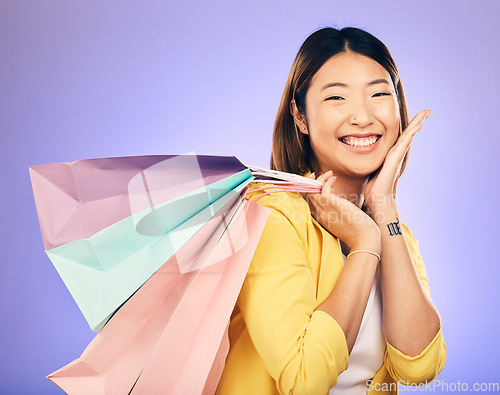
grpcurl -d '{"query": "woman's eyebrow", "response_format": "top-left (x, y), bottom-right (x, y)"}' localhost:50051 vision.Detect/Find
top-left (321, 82), bottom-right (348, 90)
top-left (320, 79), bottom-right (390, 91)
top-left (367, 79), bottom-right (391, 86)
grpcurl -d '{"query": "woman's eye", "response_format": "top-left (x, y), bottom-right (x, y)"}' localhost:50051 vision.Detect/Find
top-left (325, 96), bottom-right (344, 101)
top-left (372, 92), bottom-right (391, 97)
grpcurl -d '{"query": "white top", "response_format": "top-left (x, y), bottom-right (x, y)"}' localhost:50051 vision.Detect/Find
top-left (329, 253), bottom-right (386, 394)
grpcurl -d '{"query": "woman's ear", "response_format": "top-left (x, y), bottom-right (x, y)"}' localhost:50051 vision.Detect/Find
top-left (290, 99), bottom-right (308, 135)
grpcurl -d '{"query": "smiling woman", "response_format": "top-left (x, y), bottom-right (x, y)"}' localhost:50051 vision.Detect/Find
top-left (216, 27), bottom-right (446, 395)
top-left (293, 52), bottom-right (401, 179)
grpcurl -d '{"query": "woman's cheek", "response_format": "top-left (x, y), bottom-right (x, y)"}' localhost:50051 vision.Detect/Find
top-left (386, 108), bottom-right (401, 146)
top-left (389, 129), bottom-right (399, 147)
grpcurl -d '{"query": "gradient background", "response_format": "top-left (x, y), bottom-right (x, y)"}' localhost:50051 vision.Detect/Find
top-left (1, 1), bottom-right (499, 393)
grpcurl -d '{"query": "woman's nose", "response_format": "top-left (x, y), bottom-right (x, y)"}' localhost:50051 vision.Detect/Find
top-left (348, 101), bottom-right (374, 127)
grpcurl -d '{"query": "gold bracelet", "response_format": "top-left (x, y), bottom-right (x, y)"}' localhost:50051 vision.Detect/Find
top-left (347, 249), bottom-right (381, 262)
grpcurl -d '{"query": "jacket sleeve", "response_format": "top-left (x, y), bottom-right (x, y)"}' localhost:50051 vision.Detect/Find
top-left (383, 223), bottom-right (447, 384)
top-left (237, 195), bottom-right (349, 395)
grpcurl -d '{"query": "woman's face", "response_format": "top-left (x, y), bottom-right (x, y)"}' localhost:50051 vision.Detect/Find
top-left (300, 51), bottom-right (401, 178)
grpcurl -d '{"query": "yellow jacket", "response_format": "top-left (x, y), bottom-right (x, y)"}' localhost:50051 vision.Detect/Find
top-left (216, 186), bottom-right (446, 395)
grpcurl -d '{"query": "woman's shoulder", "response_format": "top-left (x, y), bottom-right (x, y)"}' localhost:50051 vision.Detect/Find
top-left (245, 183), bottom-right (313, 239)
top-left (243, 183), bottom-right (313, 270)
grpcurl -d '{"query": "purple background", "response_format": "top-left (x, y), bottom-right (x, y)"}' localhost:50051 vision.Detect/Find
top-left (1, 1), bottom-right (499, 393)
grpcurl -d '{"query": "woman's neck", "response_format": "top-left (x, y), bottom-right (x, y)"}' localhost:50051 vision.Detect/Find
top-left (327, 174), bottom-right (368, 210)
top-left (328, 174), bottom-right (369, 255)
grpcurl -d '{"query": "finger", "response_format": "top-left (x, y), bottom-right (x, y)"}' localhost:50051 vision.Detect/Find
top-left (317, 170), bottom-right (332, 181)
top-left (316, 170), bottom-right (334, 184)
top-left (401, 120), bottom-right (424, 139)
top-left (393, 111), bottom-right (430, 151)
top-left (318, 178), bottom-right (336, 207)
top-left (405, 110), bottom-right (432, 133)
top-left (395, 114), bottom-right (427, 145)
top-left (324, 171), bottom-right (337, 184)
top-left (321, 175), bottom-right (336, 195)
top-left (387, 131), bottom-right (418, 163)
top-left (398, 124), bottom-right (422, 146)
top-left (381, 131), bottom-right (417, 171)
top-left (413, 110), bottom-right (430, 126)
top-left (420, 110), bottom-right (433, 123)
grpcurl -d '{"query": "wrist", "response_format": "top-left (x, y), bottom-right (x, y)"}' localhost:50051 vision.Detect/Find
top-left (350, 242), bottom-right (382, 257)
top-left (365, 193), bottom-right (396, 212)
top-left (369, 205), bottom-right (400, 225)
top-left (350, 230), bottom-right (382, 256)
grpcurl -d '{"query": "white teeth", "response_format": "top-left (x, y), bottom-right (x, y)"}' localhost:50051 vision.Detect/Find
top-left (341, 136), bottom-right (379, 147)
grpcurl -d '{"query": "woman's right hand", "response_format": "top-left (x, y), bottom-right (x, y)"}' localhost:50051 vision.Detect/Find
top-left (306, 171), bottom-right (381, 255)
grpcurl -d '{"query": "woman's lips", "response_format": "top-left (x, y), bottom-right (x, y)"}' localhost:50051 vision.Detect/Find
top-left (339, 135), bottom-right (381, 153)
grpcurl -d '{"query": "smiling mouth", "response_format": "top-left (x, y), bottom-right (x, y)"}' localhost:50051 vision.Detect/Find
top-left (339, 135), bottom-right (382, 148)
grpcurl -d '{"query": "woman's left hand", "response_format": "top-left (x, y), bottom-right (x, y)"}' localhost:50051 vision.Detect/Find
top-left (363, 110), bottom-right (432, 214)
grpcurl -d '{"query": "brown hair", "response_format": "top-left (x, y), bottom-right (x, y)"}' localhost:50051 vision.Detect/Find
top-left (271, 27), bottom-right (410, 194)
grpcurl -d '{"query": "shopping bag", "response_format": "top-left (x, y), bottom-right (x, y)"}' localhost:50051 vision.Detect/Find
top-left (30, 154), bottom-right (320, 331)
top-left (30, 153), bottom-right (322, 393)
top-left (47, 190), bottom-right (270, 395)
top-left (30, 155), bottom-right (251, 330)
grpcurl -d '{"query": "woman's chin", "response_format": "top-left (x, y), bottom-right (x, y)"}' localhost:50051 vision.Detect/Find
top-left (347, 166), bottom-right (381, 178)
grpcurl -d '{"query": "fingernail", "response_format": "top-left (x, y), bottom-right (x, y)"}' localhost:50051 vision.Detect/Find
top-left (419, 112), bottom-right (429, 124)
top-left (419, 111), bottom-right (433, 126)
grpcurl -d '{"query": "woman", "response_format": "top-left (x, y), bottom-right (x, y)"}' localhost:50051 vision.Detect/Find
top-left (216, 27), bottom-right (446, 394)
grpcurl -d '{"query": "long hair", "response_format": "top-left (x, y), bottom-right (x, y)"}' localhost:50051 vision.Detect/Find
top-left (271, 27), bottom-right (410, 193)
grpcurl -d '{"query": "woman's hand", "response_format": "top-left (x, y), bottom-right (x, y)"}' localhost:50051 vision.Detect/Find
top-left (307, 171), bottom-right (381, 254)
top-left (363, 110), bottom-right (432, 215)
